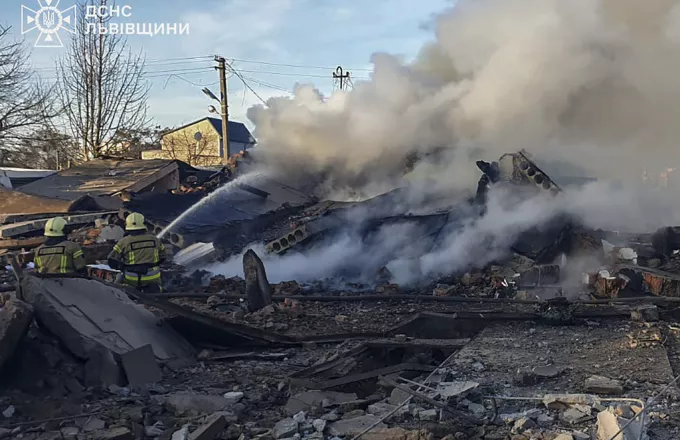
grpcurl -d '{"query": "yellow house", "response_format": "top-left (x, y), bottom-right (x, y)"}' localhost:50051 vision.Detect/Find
top-left (142, 117), bottom-right (256, 167)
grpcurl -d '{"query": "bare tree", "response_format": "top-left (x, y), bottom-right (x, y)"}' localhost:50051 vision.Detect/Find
top-left (0, 26), bottom-right (58, 163)
top-left (57, 0), bottom-right (150, 160)
top-left (4, 127), bottom-right (78, 170)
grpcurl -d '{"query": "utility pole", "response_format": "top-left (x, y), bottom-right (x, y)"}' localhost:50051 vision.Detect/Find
top-left (215, 56), bottom-right (230, 164)
top-left (333, 66), bottom-right (351, 91)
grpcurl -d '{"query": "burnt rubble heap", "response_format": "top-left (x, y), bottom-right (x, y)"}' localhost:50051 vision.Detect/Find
top-left (4, 152), bottom-right (680, 439)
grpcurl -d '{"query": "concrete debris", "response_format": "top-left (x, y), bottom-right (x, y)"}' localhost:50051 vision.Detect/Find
top-left (584, 375), bottom-right (624, 395)
top-left (362, 428), bottom-right (433, 440)
top-left (312, 419), bottom-right (327, 433)
top-left (174, 242), bottom-right (218, 268)
top-left (1, 405), bottom-right (14, 418)
top-left (171, 425), bottom-right (190, 440)
top-left (98, 427), bottom-right (134, 440)
top-left (96, 225), bottom-right (125, 243)
top-left (0, 299), bottom-right (33, 372)
top-left (188, 412), bottom-right (227, 440)
top-left (435, 381), bottom-right (479, 399)
top-left (285, 391), bottom-right (358, 416)
top-left (82, 417), bottom-right (106, 432)
top-left (21, 275), bottom-right (194, 386)
top-left (222, 391), bottom-right (244, 404)
top-left (417, 408), bottom-right (438, 421)
top-left (6, 152), bottom-right (680, 440)
top-left (560, 405), bottom-right (591, 425)
top-left (327, 415), bottom-right (386, 437)
top-left (273, 418), bottom-right (298, 439)
top-left (596, 411), bottom-right (623, 440)
top-left (156, 393), bottom-right (233, 416)
top-left (243, 249), bottom-right (273, 312)
top-left (146, 421), bottom-right (166, 437)
top-left (543, 394), bottom-right (601, 410)
top-left (120, 344), bottom-right (163, 386)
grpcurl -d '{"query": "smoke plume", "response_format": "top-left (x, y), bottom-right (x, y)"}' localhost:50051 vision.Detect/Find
top-left (248, 0), bottom-right (680, 193)
top-left (206, 0), bottom-right (680, 286)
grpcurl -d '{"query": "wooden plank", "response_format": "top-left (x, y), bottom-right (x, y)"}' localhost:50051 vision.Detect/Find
top-left (289, 345), bottom-right (369, 378)
top-left (0, 211), bottom-right (96, 225)
top-left (290, 363), bottom-right (436, 390)
top-left (124, 162), bottom-right (178, 194)
top-left (0, 237), bottom-right (44, 250)
top-left (0, 211), bottom-right (116, 238)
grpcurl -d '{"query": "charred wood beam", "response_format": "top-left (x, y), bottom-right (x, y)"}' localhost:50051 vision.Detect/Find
top-left (290, 363), bottom-right (437, 390)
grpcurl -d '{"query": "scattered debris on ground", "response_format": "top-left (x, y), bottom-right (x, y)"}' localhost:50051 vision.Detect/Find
top-left (2, 152), bottom-right (680, 440)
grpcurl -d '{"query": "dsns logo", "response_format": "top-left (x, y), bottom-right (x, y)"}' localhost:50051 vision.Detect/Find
top-left (21, 0), bottom-right (77, 48)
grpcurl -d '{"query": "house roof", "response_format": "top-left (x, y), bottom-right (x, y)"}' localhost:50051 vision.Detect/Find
top-left (125, 174), bottom-right (315, 232)
top-left (17, 158), bottom-right (179, 201)
top-left (0, 187), bottom-right (77, 215)
top-left (164, 117), bottom-right (256, 145)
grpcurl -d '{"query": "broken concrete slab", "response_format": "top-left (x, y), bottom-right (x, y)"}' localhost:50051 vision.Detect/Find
top-left (631, 304), bottom-right (659, 322)
top-left (155, 393), bottom-right (233, 417)
top-left (436, 381), bottom-right (479, 399)
top-left (0, 299), bottom-right (33, 372)
top-left (327, 415), bottom-right (386, 437)
top-left (188, 412), bottom-right (227, 440)
top-left (120, 344), bottom-right (162, 387)
top-left (97, 427), bottom-right (134, 440)
top-left (285, 391), bottom-right (358, 416)
top-left (243, 249), bottom-right (272, 312)
top-left (174, 242), bottom-right (218, 268)
top-left (21, 275), bottom-right (194, 385)
top-left (543, 394), bottom-right (601, 410)
top-left (561, 406), bottom-right (591, 425)
top-left (585, 376), bottom-right (623, 395)
top-left (273, 418), bottom-right (298, 439)
top-left (597, 411), bottom-right (623, 440)
top-left (362, 428), bottom-right (433, 440)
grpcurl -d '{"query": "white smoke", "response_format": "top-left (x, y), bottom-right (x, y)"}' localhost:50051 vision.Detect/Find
top-left (248, 0), bottom-right (680, 194)
top-left (207, 180), bottom-right (680, 286)
top-left (207, 0), bottom-right (680, 286)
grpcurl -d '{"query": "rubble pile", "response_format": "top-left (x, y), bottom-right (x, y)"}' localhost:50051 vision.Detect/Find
top-left (4, 152), bottom-right (680, 439)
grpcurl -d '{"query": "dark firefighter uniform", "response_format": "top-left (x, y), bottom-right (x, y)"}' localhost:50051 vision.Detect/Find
top-left (108, 212), bottom-right (166, 292)
top-left (34, 217), bottom-right (86, 274)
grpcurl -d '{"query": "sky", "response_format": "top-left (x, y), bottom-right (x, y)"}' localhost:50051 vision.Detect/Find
top-left (0, 0), bottom-right (451, 130)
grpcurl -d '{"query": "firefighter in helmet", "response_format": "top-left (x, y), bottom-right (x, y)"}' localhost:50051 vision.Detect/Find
top-left (34, 217), bottom-right (86, 274)
top-left (107, 212), bottom-right (167, 292)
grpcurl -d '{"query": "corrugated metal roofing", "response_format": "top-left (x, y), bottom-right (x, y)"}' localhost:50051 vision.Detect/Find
top-left (17, 159), bottom-right (178, 201)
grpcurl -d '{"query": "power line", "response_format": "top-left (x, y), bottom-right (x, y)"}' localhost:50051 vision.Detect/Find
top-left (162, 74), bottom-right (218, 89)
top-left (32, 56), bottom-right (213, 72)
top-left (240, 76), bottom-right (293, 94)
top-left (231, 68), bottom-right (370, 79)
top-left (229, 57), bottom-right (373, 72)
top-left (229, 68), bottom-right (268, 106)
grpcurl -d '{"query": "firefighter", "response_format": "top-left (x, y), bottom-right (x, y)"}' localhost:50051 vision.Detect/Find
top-left (107, 212), bottom-right (167, 293)
top-left (34, 217), bottom-right (86, 275)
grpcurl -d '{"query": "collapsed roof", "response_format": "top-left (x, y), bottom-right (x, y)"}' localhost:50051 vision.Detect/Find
top-left (17, 159), bottom-right (181, 202)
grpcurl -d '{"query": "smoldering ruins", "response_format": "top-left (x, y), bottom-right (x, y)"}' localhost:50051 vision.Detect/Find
top-left (6, 1), bottom-right (680, 440)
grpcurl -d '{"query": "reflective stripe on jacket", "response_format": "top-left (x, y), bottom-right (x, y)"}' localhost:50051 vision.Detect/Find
top-left (34, 241), bottom-right (86, 274)
top-left (108, 234), bottom-right (166, 286)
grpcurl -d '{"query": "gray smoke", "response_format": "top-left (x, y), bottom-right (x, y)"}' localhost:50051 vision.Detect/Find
top-left (208, 0), bottom-right (680, 285)
top-left (248, 0), bottom-right (680, 193)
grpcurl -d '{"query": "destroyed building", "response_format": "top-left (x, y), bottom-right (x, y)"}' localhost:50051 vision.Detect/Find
top-left (2, 148), bottom-right (680, 440)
